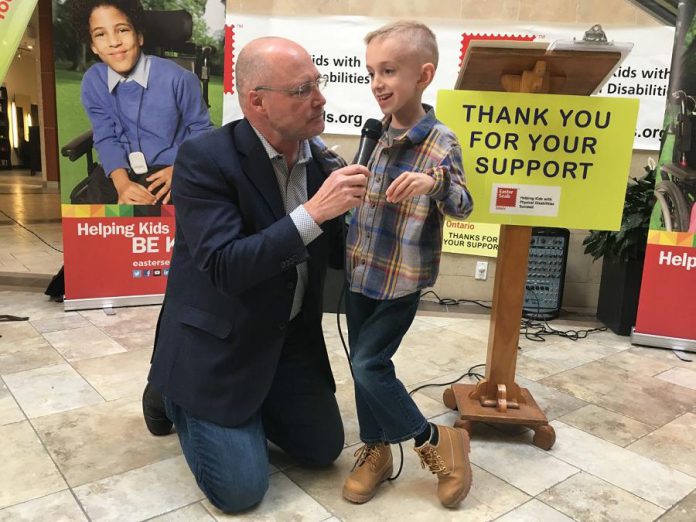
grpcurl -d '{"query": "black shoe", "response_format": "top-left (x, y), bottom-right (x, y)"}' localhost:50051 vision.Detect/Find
top-left (142, 383), bottom-right (173, 436)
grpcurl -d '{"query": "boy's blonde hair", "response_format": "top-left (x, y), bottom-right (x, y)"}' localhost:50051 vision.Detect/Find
top-left (365, 21), bottom-right (439, 68)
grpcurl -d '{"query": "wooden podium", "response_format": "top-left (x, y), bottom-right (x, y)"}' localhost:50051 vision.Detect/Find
top-left (442, 36), bottom-right (628, 450)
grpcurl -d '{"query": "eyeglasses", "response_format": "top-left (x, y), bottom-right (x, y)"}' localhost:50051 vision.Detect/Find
top-left (254, 76), bottom-right (328, 98)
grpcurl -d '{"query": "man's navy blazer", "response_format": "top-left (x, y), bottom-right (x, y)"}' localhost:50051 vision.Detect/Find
top-left (148, 119), bottom-right (343, 427)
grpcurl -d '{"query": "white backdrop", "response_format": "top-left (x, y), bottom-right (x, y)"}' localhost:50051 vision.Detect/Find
top-left (223, 15), bottom-right (674, 150)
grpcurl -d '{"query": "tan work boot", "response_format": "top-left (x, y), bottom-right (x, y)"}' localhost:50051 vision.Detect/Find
top-left (414, 425), bottom-right (472, 508)
top-left (342, 443), bottom-right (393, 504)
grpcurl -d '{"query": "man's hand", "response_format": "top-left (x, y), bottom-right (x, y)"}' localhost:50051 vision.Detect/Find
top-left (304, 164), bottom-right (369, 224)
top-left (147, 166), bottom-right (174, 204)
top-left (385, 171), bottom-right (435, 204)
top-left (111, 169), bottom-right (156, 205)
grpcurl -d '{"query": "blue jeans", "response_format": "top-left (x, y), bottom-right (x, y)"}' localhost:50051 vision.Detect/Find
top-left (345, 290), bottom-right (428, 444)
top-left (164, 319), bottom-right (344, 513)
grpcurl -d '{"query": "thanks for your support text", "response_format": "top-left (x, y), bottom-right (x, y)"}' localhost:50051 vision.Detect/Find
top-left (462, 104), bottom-right (611, 180)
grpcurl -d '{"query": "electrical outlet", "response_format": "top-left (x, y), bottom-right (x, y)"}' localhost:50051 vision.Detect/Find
top-left (475, 261), bottom-right (488, 280)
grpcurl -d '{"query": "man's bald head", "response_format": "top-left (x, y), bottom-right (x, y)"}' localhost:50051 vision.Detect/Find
top-left (235, 37), bottom-right (326, 155)
top-left (235, 37), bottom-right (312, 110)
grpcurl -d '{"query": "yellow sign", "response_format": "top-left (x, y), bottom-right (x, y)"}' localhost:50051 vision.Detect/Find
top-left (437, 90), bottom-right (639, 230)
top-left (442, 220), bottom-right (500, 257)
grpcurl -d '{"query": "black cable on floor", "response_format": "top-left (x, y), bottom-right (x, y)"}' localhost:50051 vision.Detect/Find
top-left (408, 363), bottom-right (486, 396)
top-left (520, 317), bottom-right (607, 342)
top-left (0, 314), bottom-right (30, 338)
top-left (0, 208), bottom-right (63, 253)
top-left (420, 289), bottom-right (607, 343)
top-left (386, 443), bottom-right (403, 482)
top-left (672, 350), bottom-right (693, 362)
top-left (0, 315), bottom-right (29, 321)
top-left (420, 290), bottom-right (491, 310)
top-left (335, 281), bottom-right (353, 379)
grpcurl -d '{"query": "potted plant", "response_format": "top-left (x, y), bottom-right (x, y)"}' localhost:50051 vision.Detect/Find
top-left (582, 164), bottom-right (656, 335)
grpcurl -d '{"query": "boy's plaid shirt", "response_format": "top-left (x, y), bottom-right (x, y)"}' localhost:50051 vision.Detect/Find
top-left (345, 107), bottom-right (473, 300)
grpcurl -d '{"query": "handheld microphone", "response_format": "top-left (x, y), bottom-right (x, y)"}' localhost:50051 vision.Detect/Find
top-left (354, 118), bottom-right (383, 166)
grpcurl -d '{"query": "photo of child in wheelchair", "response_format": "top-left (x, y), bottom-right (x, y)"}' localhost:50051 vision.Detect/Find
top-left (63, 0), bottom-right (214, 205)
top-left (657, 90), bottom-right (696, 233)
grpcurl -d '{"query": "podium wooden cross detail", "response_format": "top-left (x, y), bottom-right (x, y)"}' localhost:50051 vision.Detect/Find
top-left (442, 30), bottom-right (629, 450)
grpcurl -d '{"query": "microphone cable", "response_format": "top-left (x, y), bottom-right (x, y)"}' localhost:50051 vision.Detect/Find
top-left (335, 282), bottom-right (408, 481)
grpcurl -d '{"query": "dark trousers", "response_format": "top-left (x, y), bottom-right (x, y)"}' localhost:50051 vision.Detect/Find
top-left (345, 290), bottom-right (428, 444)
top-left (164, 317), bottom-right (344, 513)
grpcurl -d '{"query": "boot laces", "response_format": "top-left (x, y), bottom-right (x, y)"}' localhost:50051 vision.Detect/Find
top-left (415, 445), bottom-right (450, 475)
top-left (352, 444), bottom-right (384, 472)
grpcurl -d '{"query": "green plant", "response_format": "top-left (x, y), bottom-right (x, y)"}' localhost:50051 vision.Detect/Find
top-left (582, 165), bottom-right (657, 263)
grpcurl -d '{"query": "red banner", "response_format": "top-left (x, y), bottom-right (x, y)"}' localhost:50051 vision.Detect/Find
top-left (62, 211), bottom-right (175, 301)
top-left (634, 1), bottom-right (696, 346)
top-left (636, 242), bottom-right (696, 340)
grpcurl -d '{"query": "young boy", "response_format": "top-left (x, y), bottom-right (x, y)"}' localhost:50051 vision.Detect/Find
top-left (342, 21), bottom-right (474, 508)
top-left (71, 0), bottom-right (212, 205)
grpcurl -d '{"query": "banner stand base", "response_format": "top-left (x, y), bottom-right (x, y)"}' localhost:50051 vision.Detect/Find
top-left (64, 294), bottom-right (164, 312)
top-left (631, 328), bottom-right (696, 354)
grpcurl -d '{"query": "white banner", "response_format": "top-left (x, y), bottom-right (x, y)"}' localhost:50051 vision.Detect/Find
top-left (538, 25), bottom-right (674, 150)
top-left (223, 14), bottom-right (673, 150)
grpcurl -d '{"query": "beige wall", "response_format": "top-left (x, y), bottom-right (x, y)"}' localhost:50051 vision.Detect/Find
top-left (230, 0), bottom-right (664, 312)
top-left (231, 0), bottom-right (659, 23)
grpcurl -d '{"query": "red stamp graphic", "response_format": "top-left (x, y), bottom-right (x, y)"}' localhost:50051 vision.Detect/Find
top-left (496, 187), bottom-right (518, 208)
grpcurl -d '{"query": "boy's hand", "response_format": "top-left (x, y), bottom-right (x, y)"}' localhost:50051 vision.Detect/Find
top-left (386, 172), bottom-right (435, 204)
top-left (117, 181), bottom-right (157, 205)
top-left (111, 168), bottom-right (157, 205)
top-left (147, 166), bottom-right (174, 205)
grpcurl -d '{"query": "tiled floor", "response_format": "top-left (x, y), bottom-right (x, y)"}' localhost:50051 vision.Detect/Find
top-left (1, 174), bottom-right (696, 521)
top-left (0, 170), bottom-right (63, 281)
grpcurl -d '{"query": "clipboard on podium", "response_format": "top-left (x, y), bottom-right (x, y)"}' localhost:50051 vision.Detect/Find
top-left (442, 26), bottom-right (632, 450)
